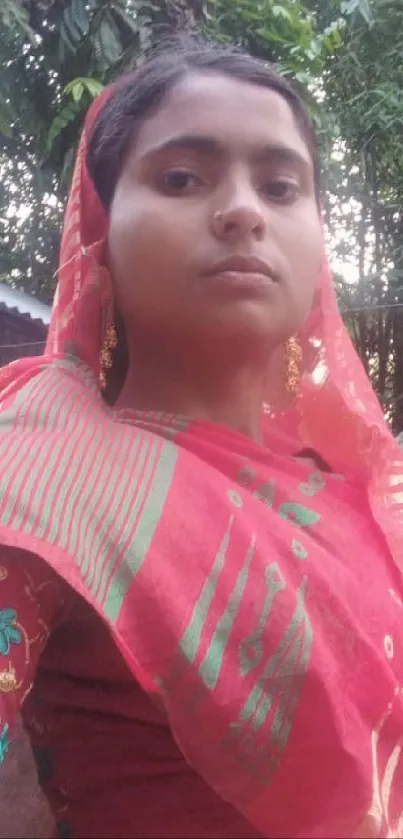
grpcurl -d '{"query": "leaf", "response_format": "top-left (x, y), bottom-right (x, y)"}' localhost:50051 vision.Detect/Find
top-left (357, 0), bottom-right (374, 26)
top-left (60, 146), bottom-right (76, 190)
top-left (71, 81), bottom-right (84, 102)
top-left (306, 38), bottom-right (321, 58)
top-left (71, 0), bottom-right (90, 36)
top-left (341, 0), bottom-right (373, 24)
top-left (46, 100), bottom-right (82, 152)
top-left (60, 19), bottom-right (78, 55)
top-left (324, 20), bottom-right (345, 49)
top-left (272, 5), bottom-right (292, 22)
top-left (64, 77), bottom-right (103, 102)
top-left (63, 4), bottom-right (83, 44)
top-left (341, 0), bottom-right (359, 14)
top-left (294, 70), bottom-right (313, 86)
top-left (99, 16), bottom-right (124, 66)
top-left (112, 5), bottom-right (141, 35)
top-left (0, 0), bottom-right (35, 42)
top-left (82, 78), bottom-right (104, 98)
top-left (256, 28), bottom-right (288, 44)
top-left (0, 102), bottom-right (14, 137)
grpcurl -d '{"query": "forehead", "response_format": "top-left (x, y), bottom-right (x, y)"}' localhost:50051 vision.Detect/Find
top-left (133, 72), bottom-right (312, 166)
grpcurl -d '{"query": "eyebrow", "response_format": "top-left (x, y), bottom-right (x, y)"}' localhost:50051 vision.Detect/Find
top-left (140, 134), bottom-right (311, 170)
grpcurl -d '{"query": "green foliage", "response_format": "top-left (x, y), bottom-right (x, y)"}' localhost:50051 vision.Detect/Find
top-left (46, 77), bottom-right (104, 150)
top-left (206, 0), bottom-right (346, 88)
top-left (0, 0), bottom-right (35, 40)
top-left (318, 0), bottom-right (403, 428)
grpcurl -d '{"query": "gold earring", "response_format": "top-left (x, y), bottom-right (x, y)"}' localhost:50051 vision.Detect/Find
top-left (99, 322), bottom-right (118, 390)
top-left (284, 335), bottom-right (302, 396)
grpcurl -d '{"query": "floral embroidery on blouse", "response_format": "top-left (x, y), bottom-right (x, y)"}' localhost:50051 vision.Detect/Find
top-left (0, 609), bottom-right (22, 655)
top-left (0, 722), bottom-right (9, 763)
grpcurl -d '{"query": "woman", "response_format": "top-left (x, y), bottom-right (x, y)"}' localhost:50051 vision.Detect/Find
top-left (0, 37), bottom-right (403, 839)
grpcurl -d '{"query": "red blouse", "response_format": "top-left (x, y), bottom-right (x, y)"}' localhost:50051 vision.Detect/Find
top-left (0, 550), bottom-right (261, 838)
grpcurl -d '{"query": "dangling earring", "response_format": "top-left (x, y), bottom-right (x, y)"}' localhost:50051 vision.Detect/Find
top-left (284, 335), bottom-right (302, 396)
top-left (99, 322), bottom-right (118, 390)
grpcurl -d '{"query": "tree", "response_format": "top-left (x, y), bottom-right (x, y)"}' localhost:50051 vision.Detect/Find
top-left (0, 0), bottom-right (345, 301)
top-left (317, 0), bottom-right (403, 429)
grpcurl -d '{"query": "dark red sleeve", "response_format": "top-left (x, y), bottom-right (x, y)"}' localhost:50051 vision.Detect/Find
top-left (0, 551), bottom-right (66, 766)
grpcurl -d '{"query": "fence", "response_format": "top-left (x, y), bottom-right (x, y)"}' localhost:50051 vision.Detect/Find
top-left (0, 309), bottom-right (47, 366)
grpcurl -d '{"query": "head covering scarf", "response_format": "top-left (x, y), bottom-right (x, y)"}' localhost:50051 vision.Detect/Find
top-left (1, 89), bottom-right (403, 838)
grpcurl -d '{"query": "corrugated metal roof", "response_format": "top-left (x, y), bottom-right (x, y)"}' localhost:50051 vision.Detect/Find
top-left (0, 283), bottom-right (51, 326)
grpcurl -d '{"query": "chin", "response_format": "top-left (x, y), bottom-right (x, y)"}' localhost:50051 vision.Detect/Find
top-left (215, 299), bottom-right (293, 341)
top-left (190, 301), bottom-right (289, 359)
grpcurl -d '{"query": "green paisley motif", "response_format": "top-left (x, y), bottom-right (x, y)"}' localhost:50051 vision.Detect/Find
top-left (254, 481), bottom-right (276, 508)
top-left (299, 472), bottom-right (326, 497)
top-left (279, 502), bottom-right (321, 526)
top-left (291, 539), bottom-right (308, 560)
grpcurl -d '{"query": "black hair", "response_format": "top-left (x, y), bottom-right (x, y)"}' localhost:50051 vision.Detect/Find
top-left (87, 36), bottom-right (320, 210)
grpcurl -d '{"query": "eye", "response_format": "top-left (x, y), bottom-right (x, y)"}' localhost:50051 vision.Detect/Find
top-left (261, 179), bottom-right (300, 204)
top-left (159, 169), bottom-right (204, 194)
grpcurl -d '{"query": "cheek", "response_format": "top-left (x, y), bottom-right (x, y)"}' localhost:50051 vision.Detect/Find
top-left (109, 206), bottom-right (174, 299)
top-left (283, 216), bottom-right (322, 325)
top-left (289, 213), bottom-right (322, 291)
top-left (109, 194), bottom-right (194, 283)
top-left (107, 196), bottom-right (199, 331)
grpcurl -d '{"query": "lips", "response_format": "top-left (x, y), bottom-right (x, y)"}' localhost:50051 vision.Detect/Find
top-left (204, 255), bottom-right (276, 281)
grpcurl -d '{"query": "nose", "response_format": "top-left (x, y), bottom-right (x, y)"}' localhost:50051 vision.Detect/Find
top-left (210, 182), bottom-right (266, 243)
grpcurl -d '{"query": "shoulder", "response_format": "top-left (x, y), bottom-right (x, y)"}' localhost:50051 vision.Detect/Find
top-left (0, 357), bottom-right (110, 434)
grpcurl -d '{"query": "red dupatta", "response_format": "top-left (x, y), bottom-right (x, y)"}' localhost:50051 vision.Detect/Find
top-left (0, 90), bottom-right (402, 837)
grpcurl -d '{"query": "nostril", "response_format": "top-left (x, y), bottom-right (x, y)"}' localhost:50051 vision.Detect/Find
top-left (223, 219), bottom-right (238, 234)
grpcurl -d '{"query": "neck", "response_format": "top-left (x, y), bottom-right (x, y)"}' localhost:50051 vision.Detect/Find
top-left (117, 343), bottom-right (268, 443)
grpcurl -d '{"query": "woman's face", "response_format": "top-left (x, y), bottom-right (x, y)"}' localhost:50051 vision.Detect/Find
top-left (108, 72), bottom-right (323, 359)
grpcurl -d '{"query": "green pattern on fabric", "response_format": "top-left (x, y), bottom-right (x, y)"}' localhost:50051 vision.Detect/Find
top-left (279, 502), bottom-right (321, 526)
top-left (299, 472), bottom-right (326, 497)
top-left (0, 724), bottom-right (9, 764)
top-left (199, 535), bottom-right (256, 689)
top-left (292, 540), bottom-right (308, 560)
top-left (239, 563), bottom-right (286, 677)
top-left (239, 577), bottom-right (312, 739)
top-left (0, 609), bottom-right (22, 655)
top-left (103, 440), bottom-right (179, 622)
top-left (180, 516), bottom-right (234, 666)
top-left (85, 433), bottom-right (147, 595)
